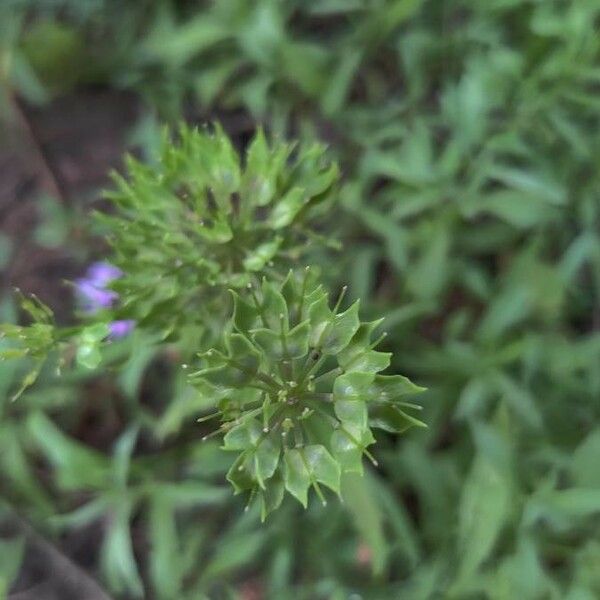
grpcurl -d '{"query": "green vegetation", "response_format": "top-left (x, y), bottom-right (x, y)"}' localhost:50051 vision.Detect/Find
top-left (2, 1), bottom-right (600, 598)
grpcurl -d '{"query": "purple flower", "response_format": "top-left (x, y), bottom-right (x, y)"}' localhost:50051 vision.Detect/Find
top-left (86, 262), bottom-right (123, 287)
top-left (76, 261), bottom-right (135, 339)
top-left (76, 262), bottom-right (122, 313)
top-left (109, 319), bottom-right (135, 339)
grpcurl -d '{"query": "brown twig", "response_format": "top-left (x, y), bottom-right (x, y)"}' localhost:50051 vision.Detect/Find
top-left (8, 92), bottom-right (65, 202)
top-left (6, 509), bottom-right (114, 600)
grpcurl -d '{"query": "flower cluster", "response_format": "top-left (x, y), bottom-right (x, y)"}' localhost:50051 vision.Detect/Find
top-left (188, 270), bottom-right (425, 518)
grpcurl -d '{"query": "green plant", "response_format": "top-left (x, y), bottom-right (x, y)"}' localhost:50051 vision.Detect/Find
top-left (1, 124), bottom-right (423, 515)
top-left (5, 0), bottom-right (600, 597)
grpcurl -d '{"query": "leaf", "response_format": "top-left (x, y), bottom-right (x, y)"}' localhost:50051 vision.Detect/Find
top-left (225, 333), bottom-right (261, 374)
top-left (77, 323), bottom-right (110, 369)
top-left (338, 319), bottom-right (391, 373)
top-left (26, 412), bottom-right (109, 491)
top-left (342, 472), bottom-right (387, 575)
top-left (331, 423), bottom-right (375, 474)
top-left (149, 493), bottom-right (182, 600)
top-left (112, 425), bottom-right (139, 488)
top-left (572, 428), bottom-right (600, 488)
top-left (243, 237), bottom-right (282, 271)
top-left (268, 187), bottom-right (306, 229)
top-left (333, 372), bottom-right (374, 429)
top-left (369, 374), bottom-right (426, 402)
top-left (243, 128), bottom-right (278, 206)
top-left (231, 290), bottom-right (258, 332)
top-left (259, 474), bottom-right (285, 521)
top-left (261, 280), bottom-right (289, 330)
top-left (253, 320), bottom-right (310, 359)
top-left (100, 498), bottom-right (144, 598)
top-left (202, 530), bottom-right (266, 582)
top-left (10, 360), bottom-right (44, 402)
top-left (283, 445), bottom-right (340, 507)
top-left (76, 343), bottom-right (102, 369)
top-left (369, 404), bottom-right (426, 433)
top-left (456, 454), bottom-right (511, 581)
top-left (320, 300), bottom-right (361, 355)
top-left (308, 290), bottom-right (333, 346)
top-left (224, 420), bottom-right (280, 490)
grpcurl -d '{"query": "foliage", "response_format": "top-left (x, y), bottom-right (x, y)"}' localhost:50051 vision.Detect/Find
top-left (2, 0), bottom-right (600, 598)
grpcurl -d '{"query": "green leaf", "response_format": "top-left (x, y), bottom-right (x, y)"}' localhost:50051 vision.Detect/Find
top-left (76, 342), bottom-right (103, 369)
top-left (338, 319), bottom-right (390, 373)
top-left (0, 536), bottom-right (25, 595)
top-left (308, 290), bottom-right (333, 346)
top-left (369, 374), bottom-right (426, 402)
top-left (149, 494), bottom-right (182, 600)
top-left (456, 454), bottom-right (511, 582)
top-left (322, 301), bottom-right (361, 355)
top-left (26, 412), bottom-right (109, 491)
top-left (259, 474), bottom-right (285, 521)
top-left (225, 333), bottom-right (260, 374)
top-left (369, 404), bottom-right (426, 433)
top-left (253, 320), bottom-right (310, 360)
top-left (224, 420), bottom-right (280, 490)
top-left (243, 237), bottom-right (282, 271)
top-left (261, 280), bottom-right (289, 330)
top-left (196, 214), bottom-right (233, 243)
top-left (284, 445), bottom-right (341, 507)
top-left (286, 320), bottom-right (311, 358)
top-left (77, 323), bottom-right (110, 369)
top-left (331, 422), bottom-right (375, 474)
top-left (342, 472), bottom-right (387, 575)
top-left (231, 290), bottom-right (258, 332)
top-left (268, 187), bottom-right (306, 229)
top-left (100, 498), bottom-right (144, 598)
top-left (333, 372), bottom-right (374, 429)
top-left (572, 428), bottom-right (600, 488)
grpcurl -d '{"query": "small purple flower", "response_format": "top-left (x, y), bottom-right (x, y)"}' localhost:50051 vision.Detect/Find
top-left (76, 261), bottom-right (135, 339)
top-left (76, 262), bottom-right (122, 313)
top-left (86, 262), bottom-right (123, 287)
top-left (76, 281), bottom-right (118, 312)
top-left (109, 319), bottom-right (136, 339)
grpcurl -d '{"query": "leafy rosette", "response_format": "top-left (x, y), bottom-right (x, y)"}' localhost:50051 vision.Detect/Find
top-left (188, 270), bottom-right (425, 518)
top-left (97, 125), bottom-right (339, 337)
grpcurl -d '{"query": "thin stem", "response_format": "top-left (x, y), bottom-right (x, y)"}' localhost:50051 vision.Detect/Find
top-left (297, 266), bottom-right (311, 323)
top-left (298, 351), bottom-right (327, 387)
top-left (247, 282), bottom-right (269, 328)
top-left (312, 366), bottom-right (343, 385)
top-left (332, 285), bottom-right (348, 314)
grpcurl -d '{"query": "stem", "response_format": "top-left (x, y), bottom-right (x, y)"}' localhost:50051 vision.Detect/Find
top-left (312, 366), bottom-right (343, 385)
top-left (298, 351), bottom-right (327, 387)
top-left (297, 266), bottom-right (311, 323)
top-left (332, 285), bottom-right (348, 314)
top-left (247, 282), bottom-right (269, 328)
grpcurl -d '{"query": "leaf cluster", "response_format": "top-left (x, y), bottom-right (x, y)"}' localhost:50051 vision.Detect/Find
top-left (98, 124), bottom-right (338, 339)
top-left (189, 270), bottom-right (424, 516)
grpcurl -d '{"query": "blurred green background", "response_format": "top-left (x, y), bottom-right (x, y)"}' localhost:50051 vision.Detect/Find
top-left (2, 1), bottom-right (600, 598)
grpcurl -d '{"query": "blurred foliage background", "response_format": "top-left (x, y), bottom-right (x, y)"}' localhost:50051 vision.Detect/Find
top-left (2, 0), bottom-right (600, 598)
